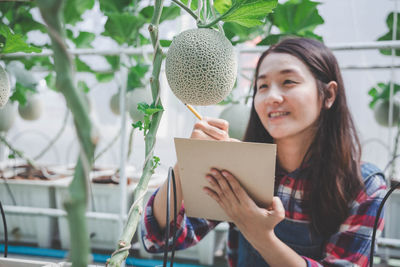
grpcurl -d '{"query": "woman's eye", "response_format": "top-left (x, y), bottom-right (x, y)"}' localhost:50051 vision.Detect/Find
top-left (258, 84), bottom-right (268, 90)
top-left (283, 80), bottom-right (297, 85)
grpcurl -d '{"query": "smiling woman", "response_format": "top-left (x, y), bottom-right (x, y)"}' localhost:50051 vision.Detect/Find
top-left (141, 37), bottom-right (387, 267)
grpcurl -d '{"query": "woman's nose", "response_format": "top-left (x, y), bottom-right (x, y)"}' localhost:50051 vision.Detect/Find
top-left (265, 85), bottom-right (284, 105)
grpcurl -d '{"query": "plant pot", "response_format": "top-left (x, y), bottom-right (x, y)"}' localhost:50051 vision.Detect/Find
top-left (0, 164), bottom-right (69, 247)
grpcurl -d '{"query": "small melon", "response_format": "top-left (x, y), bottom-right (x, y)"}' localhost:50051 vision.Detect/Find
top-left (219, 104), bottom-right (251, 140)
top-left (110, 93), bottom-right (121, 115)
top-left (127, 88), bottom-right (152, 122)
top-left (373, 99), bottom-right (400, 127)
top-left (165, 28), bottom-right (237, 106)
top-left (109, 92), bottom-right (129, 116)
top-left (0, 102), bottom-right (16, 132)
top-left (0, 64), bottom-right (10, 108)
top-left (18, 94), bottom-right (43, 121)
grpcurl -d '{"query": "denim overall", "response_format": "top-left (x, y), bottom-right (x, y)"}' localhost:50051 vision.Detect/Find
top-left (237, 162), bottom-right (383, 267)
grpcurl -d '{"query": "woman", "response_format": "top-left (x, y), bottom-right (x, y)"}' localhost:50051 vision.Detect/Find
top-left (141, 37), bottom-right (386, 267)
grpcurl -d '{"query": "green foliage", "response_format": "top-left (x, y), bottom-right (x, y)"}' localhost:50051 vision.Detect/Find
top-left (63, 0), bottom-right (95, 25)
top-left (9, 82), bottom-right (36, 106)
top-left (140, 6), bottom-right (181, 23)
top-left (0, 24), bottom-right (41, 53)
top-left (151, 156), bottom-right (161, 172)
top-left (258, 0), bottom-right (324, 45)
top-left (127, 64), bottom-right (150, 91)
top-left (67, 30), bottom-right (96, 48)
top-left (216, 0), bottom-right (278, 27)
top-left (131, 102), bottom-right (164, 136)
top-left (102, 12), bottom-right (146, 45)
top-left (377, 12), bottom-right (400, 56)
top-left (368, 82), bottom-right (400, 108)
top-left (45, 73), bottom-right (57, 91)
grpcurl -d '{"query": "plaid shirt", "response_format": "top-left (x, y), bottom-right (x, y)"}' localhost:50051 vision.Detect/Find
top-left (141, 162), bottom-right (386, 267)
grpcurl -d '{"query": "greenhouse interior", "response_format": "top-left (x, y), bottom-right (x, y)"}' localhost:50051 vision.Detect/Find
top-left (1, 0), bottom-right (400, 266)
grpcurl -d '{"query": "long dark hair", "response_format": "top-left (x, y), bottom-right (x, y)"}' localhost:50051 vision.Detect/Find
top-left (243, 37), bottom-right (363, 238)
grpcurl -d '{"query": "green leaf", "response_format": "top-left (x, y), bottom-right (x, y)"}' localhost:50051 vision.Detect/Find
top-left (9, 82), bottom-right (35, 106)
top-left (0, 24), bottom-right (41, 53)
top-left (45, 73), bottom-right (58, 91)
top-left (102, 12), bottom-right (146, 45)
top-left (140, 6), bottom-right (181, 23)
top-left (75, 57), bottom-right (94, 73)
top-left (368, 82), bottom-right (400, 108)
top-left (223, 21), bottom-right (264, 44)
top-left (377, 12), bottom-right (400, 56)
top-left (160, 39), bottom-right (172, 47)
top-left (180, 0), bottom-right (199, 10)
top-left (78, 80), bottom-right (90, 93)
top-left (127, 64), bottom-right (150, 90)
top-left (215, 0), bottom-right (232, 14)
top-left (99, 0), bottom-right (131, 13)
top-left (64, 0), bottom-right (95, 25)
top-left (71, 31), bottom-right (96, 48)
top-left (221, 0), bottom-right (277, 27)
top-left (105, 55), bottom-right (120, 71)
top-left (132, 121), bottom-right (144, 130)
top-left (95, 73), bottom-right (114, 83)
top-left (272, 0), bottom-right (324, 34)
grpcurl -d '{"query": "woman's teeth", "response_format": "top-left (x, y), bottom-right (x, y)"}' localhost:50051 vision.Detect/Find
top-left (269, 112), bottom-right (289, 118)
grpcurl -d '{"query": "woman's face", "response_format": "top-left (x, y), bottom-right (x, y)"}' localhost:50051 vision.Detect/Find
top-left (254, 52), bottom-right (322, 142)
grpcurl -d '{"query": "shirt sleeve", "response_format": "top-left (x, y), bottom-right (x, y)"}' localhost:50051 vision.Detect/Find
top-left (303, 173), bottom-right (387, 267)
top-left (141, 188), bottom-right (220, 253)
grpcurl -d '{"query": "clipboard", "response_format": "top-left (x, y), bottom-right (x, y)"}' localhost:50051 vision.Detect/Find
top-left (174, 138), bottom-right (277, 222)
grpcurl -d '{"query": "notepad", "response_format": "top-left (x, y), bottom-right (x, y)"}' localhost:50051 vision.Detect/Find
top-left (174, 138), bottom-right (276, 222)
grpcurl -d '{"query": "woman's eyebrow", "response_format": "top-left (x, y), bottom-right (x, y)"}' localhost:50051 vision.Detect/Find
top-left (280, 68), bottom-right (301, 75)
top-left (257, 68), bottom-right (302, 80)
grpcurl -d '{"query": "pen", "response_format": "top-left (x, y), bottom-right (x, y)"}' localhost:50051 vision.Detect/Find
top-left (185, 103), bottom-right (203, 120)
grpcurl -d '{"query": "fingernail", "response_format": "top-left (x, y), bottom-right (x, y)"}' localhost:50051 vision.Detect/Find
top-left (221, 171), bottom-right (228, 177)
top-left (211, 169), bottom-right (218, 175)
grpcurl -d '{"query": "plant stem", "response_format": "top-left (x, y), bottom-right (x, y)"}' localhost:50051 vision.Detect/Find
top-left (389, 126), bottom-right (400, 179)
top-left (171, 0), bottom-right (198, 21)
top-left (0, 134), bottom-right (38, 169)
top-left (106, 0), bottom-right (165, 266)
top-left (37, 0), bottom-right (95, 266)
top-left (34, 108), bottom-right (69, 160)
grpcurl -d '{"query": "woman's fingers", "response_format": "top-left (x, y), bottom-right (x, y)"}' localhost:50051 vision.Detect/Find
top-left (205, 117), bottom-right (229, 132)
top-left (192, 119), bottom-right (229, 141)
top-left (267, 197), bottom-right (285, 221)
top-left (206, 169), bottom-right (240, 204)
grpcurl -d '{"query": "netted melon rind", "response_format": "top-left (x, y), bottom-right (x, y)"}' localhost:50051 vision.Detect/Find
top-left (0, 65), bottom-right (11, 108)
top-left (166, 28), bottom-right (237, 106)
top-left (0, 102), bottom-right (16, 132)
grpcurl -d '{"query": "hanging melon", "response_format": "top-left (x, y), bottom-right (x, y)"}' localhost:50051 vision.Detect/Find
top-left (0, 64), bottom-right (11, 108)
top-left (0, 102), bottom-right (16, 132)
top-left (165, 28), bottom-right (237, 106)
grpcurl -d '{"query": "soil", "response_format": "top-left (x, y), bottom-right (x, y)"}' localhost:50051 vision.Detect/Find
top-left (92, 174), bottom-right (138, 185)
top-left (0, 164), bottom-right (65, 180)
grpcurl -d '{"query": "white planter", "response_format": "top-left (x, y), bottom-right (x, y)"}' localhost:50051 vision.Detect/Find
top-left (0, 257), bottom-right (58, 267)
top-left (0, 174), bottom-right (69, 247)
top-left (54, 171), bottom-right (138, 251)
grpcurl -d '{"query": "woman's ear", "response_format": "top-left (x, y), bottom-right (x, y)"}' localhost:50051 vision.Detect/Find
top-left (325, 81), bottom-right (337, 109)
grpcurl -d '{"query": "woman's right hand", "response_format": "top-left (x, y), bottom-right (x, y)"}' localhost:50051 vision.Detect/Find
top-left (191, 117), bottom-right (237, 141)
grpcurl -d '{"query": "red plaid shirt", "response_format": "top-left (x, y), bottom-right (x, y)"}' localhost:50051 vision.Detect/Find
top-left (141, 162), bottom-right (386, 267)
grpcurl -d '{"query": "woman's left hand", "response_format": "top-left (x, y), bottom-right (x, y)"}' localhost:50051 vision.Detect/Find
top-left (204, 168), bottom-right (285, 242)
